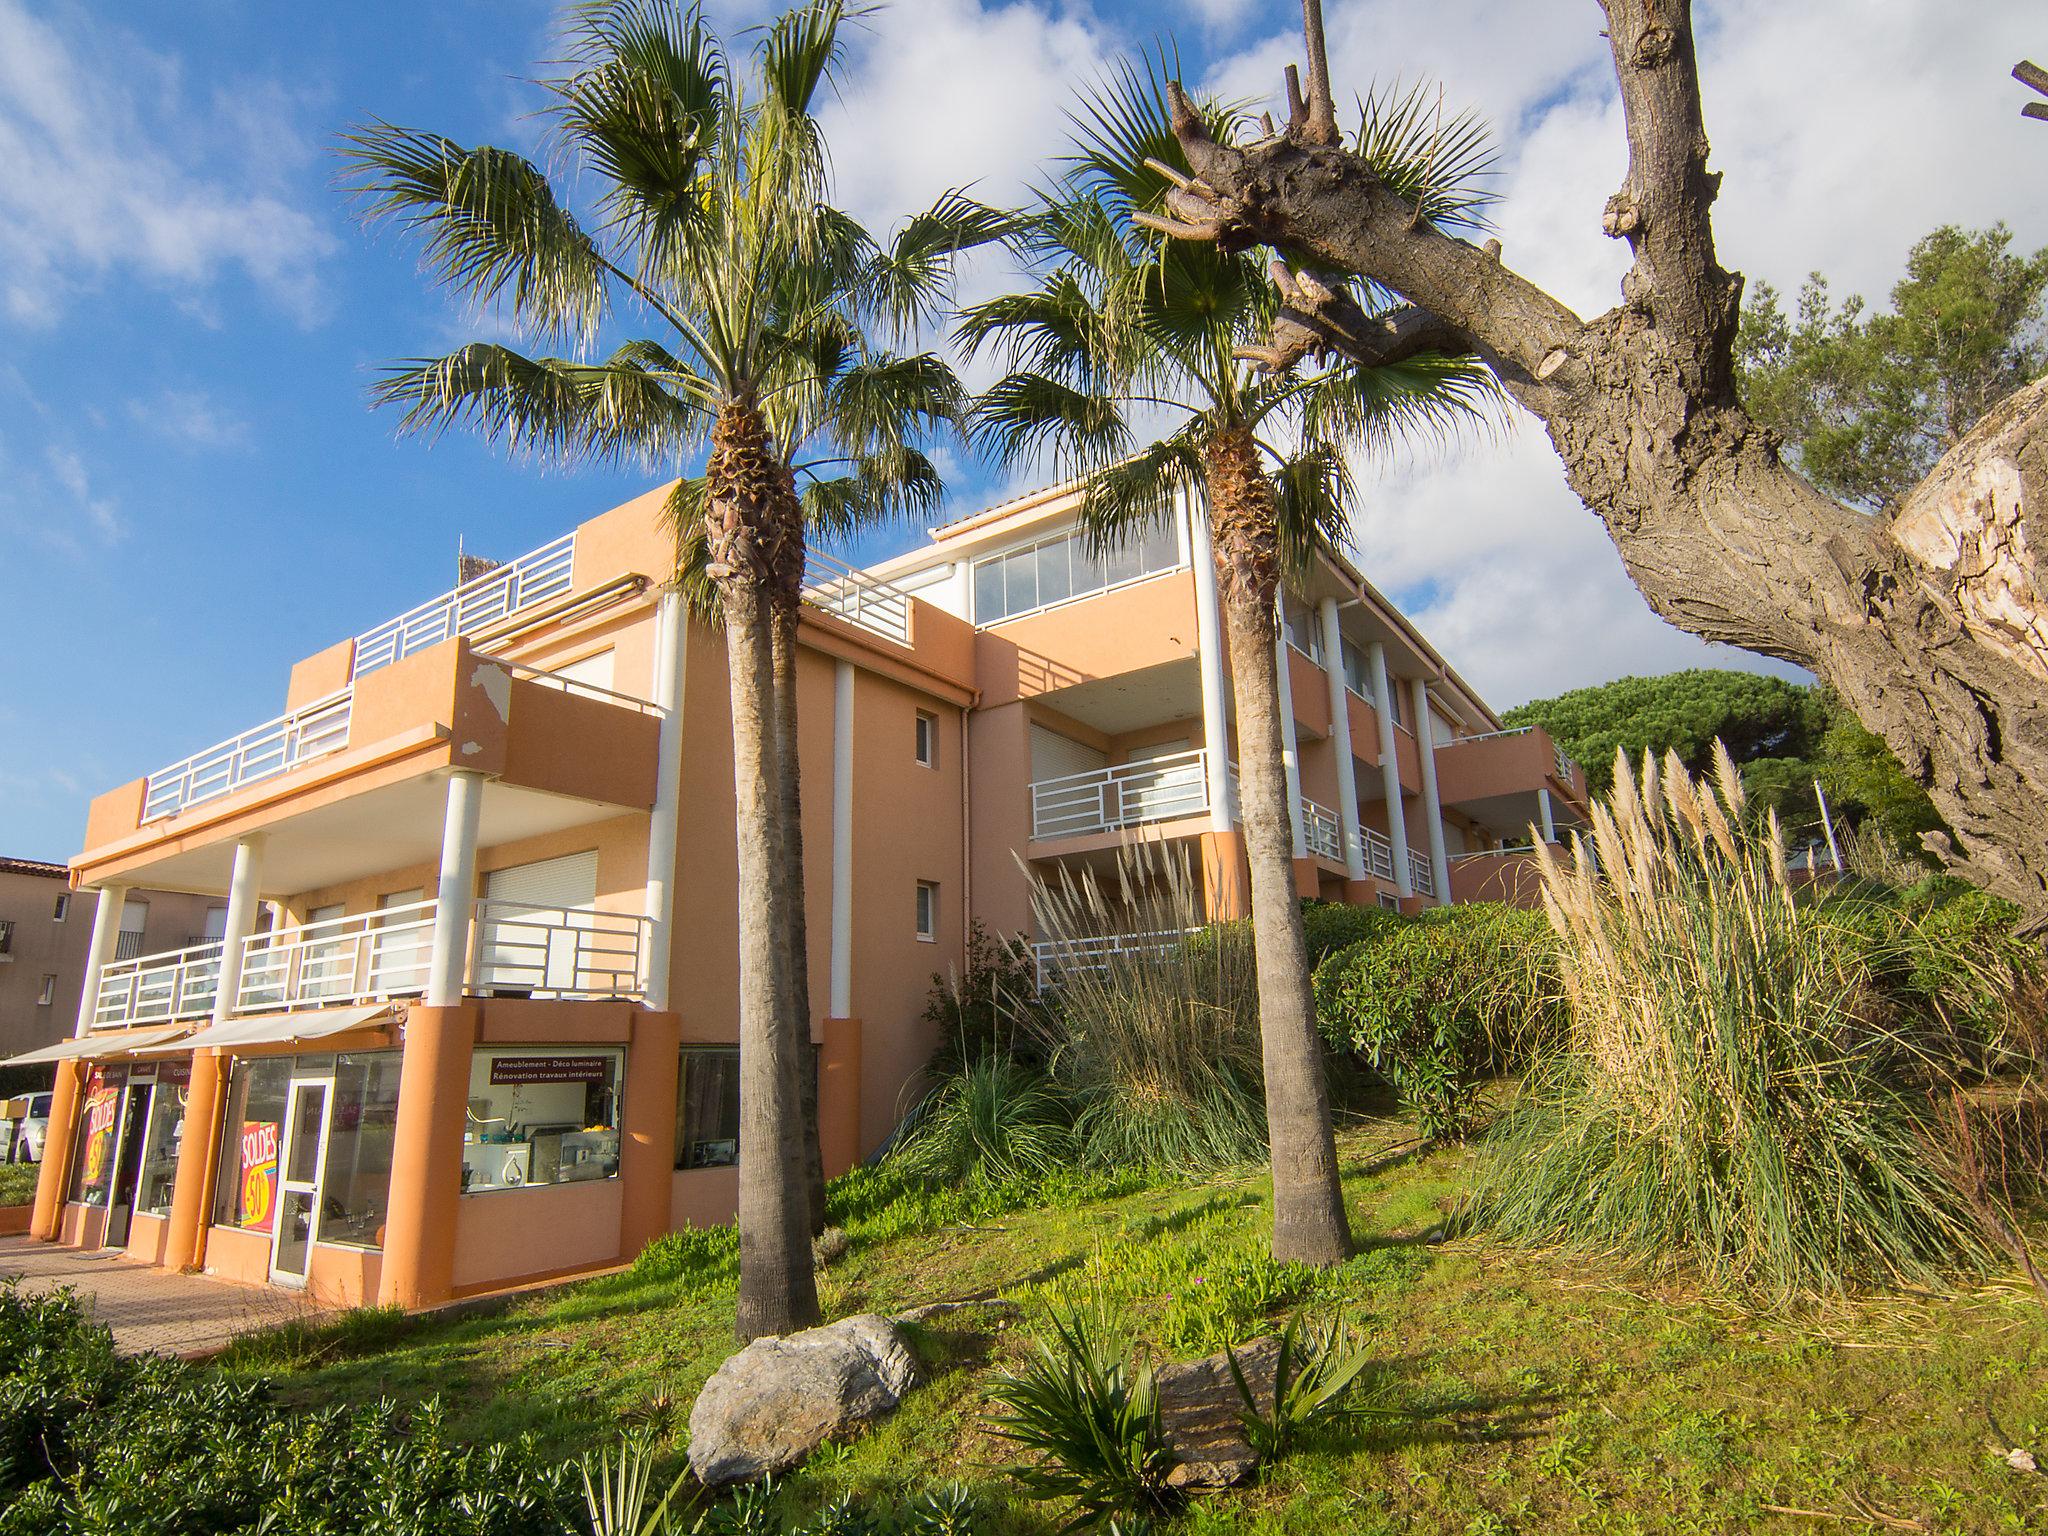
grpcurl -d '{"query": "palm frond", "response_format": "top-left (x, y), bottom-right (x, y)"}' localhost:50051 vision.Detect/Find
top-left (1267, 445), bottom-right (1352, 579)
top-left (863, 191), bottom-right (1013, 338)
top-left (339, 124), bottom-right (609, 345)
top-left (969, 373), bottom-right (1130, 472)
top-left (1351, 79), bottom-right (1499, 233)
top-left (1298, 351), bottom-right (1499, 458)
top-left (658, 475), bottom-right (723, 620)
top-left (1076, 434), bottom-right (1203, 553)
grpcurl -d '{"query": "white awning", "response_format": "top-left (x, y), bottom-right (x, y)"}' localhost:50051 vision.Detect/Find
top-left (134, 1004), bottom-right (395, 1056)
top-left (1, 1026), bottom-right (193, 1068)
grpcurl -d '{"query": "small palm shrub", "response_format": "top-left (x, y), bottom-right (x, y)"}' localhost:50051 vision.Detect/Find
top-left (893, 1057), bottom-right (1074, 1185)
top-left (1031, 844), bottom-right (1268, 1173)
top-left (987, 1310), bottom-right (1181, 1530)
top-left (1474, 747), bottom-right (1988, 1299)
top-left (1227, 1313), bottom-right (1382, 1463)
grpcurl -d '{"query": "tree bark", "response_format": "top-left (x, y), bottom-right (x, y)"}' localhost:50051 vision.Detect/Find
top-left (1205, 425), bottom-right (1354, 1266)
top-left (772, 596), bottom-right (830, 1235)
top-left (1151, 0), bottom-right (2048, 922)
top-left (706, 398), bottom-right (822, 1341)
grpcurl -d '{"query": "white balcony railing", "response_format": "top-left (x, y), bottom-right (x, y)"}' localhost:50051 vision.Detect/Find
top-left (143, 688), bottom-right (353, 822)
top-left (1554, 740), bottom-right (1581, 788)
top-left (93, 942), bottom-right (223, 1028)
top-left (803, 550), bottom-right (912, 647)
top-left (470, 899), bottom-right (650, 999)
top-left (1408, 848), bottom-right (1436, 899)
top-left (352, 534), bottom-right (577, 678)
top-left (1358, 824), bottom-right (1398, 884)
top-left (237, 900), bottom-right (439, 1014)
top-left (1301, 798), bottom-right (1342, 862)
top-left (1030, 926), bottom-right (1204, 988)
top-left (1031, 748), bottom-right (1220, 840)
top-left (482, 655), bottom-right (662, 715)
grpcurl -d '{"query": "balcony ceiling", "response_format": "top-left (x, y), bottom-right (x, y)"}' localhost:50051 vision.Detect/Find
top-left (102, 772), bottom-right (632, 898)
top-left (1455, 788), bottom-right (1580, 842)
top-left (1038, 657), bottom-right (1203, 735)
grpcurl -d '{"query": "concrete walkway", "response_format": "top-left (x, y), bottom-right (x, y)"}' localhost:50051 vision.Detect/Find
top-left (0, 1235), bottom-right (320, 1355)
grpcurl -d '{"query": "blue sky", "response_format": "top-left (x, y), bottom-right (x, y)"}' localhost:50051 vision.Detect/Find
top-left (2, 0), bottom-right (2040, 862)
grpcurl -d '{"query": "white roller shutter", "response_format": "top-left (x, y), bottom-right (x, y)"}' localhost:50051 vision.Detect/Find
top-left (1030, 726), bottom-right (1108, 784)
top-left (485, 851), bottom-right (599, 909)
top-left (553, 649), bottom-right (616, 692)
top-left (480, 852), bottom-right (600, 995)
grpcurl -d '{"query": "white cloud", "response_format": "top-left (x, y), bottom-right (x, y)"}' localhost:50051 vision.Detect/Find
top-left (127, 389), bottom-right (252, 451)
top-left (0, 0), bottom-right (334, 327)
top-left (18, 442), bottom-right (121, 549)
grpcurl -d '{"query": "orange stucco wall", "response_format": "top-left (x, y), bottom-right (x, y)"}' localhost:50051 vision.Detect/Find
top-left (975, 570), bottom-right (1200, 708)
top-left (453, 1181), bottom-right (625, 1290)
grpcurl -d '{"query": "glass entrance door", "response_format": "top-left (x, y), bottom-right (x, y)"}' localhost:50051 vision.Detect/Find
top-left (101, 1079), bottom-right (154, 1249)
top-left (268, 1077), bottom-right (333, 1286)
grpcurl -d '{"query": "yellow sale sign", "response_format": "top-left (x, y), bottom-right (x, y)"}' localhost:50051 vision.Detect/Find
top-left (240, 1121), bottom-right (279, 1233)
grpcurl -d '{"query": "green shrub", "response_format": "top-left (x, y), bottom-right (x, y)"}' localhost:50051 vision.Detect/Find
top-left (922, 919), bottom-right (1048, 1073)
top-left (0, 1164), bottom-right (37, 1207)
top-left (893, 1057), bottom-right (1074, 1186)
top-left (1473, 748), bottom-right (1987, 1300)
top-left (630, 1222), bottom-right (740, 1292)
top-left (1907, 888), bottom-right (2043, 1055)
top-left (1299, 900), bottom-right (1401, 966)
top-left (824, 1162), bottom-right (1147, 1247)
top-left (988, 1310), bottom-right (1181, 1530)
top-left (1227, 1312), bottom-right (1382, 1463)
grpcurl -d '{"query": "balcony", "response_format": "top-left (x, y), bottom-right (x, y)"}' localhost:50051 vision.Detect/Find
top-left (352, 533), bottom-right (577, 678)
top-left (1301, 797), bottom-right (1343, 862)
top-left (1029, 926), bottom-right (1203, 988)
top-left (91, 900), bottom-right (653, 1029)
top-left (1357, 823), bottom-right (1397, 883)
top-left (802, 551), bottom-right (913, 647)
top-left (143, 688), bottom-right (352, 822)
top-left (1030, 748), bottom-right (1221, 840)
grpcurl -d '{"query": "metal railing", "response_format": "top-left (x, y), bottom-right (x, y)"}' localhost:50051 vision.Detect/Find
top-left (1450, 844), bottom-right (1537, 863)
top-left (92, 941), bottom-right (223, 1027)
top-left (238, 900), bottom-right (439, 1013)
top-left (1554, 740), bottom-right (1581, 788)
top-left (1031, 748), bottom-right (1220, 840)
top-left (352, 533), bottom-right (577, 678)
top-left (1450, 725), bottom-right (1534, 746)
top-left (1030, 926), bottom-right (1204, 988)
top-left (143, 688), bottom-right (353, 822)
top-left (1408, 848), bottom-right (1436, 899)
top-left (1301, 797), bottom-right (1343, 862)
top-left (482, 655), bottom-right (661, 715)
top-left (802, 550), bottom-right (912, 647)
top-left (470, 899), bottom-right (650, 999)
top-left (1358, 824), bottom-right (1397, 883)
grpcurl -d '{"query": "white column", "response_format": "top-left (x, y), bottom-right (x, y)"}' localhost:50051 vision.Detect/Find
top-left (211, 837), bottom-right (266, 1023)
top-left (1275, 621), bottom-right (1306, 858)
top-left (426, 770), bottom-right (485, 1008)
top-left (641, 590), bottom-right (688, 1011)
top-left (1319, 599), bottom-right (1366, 881)
top-left (829, 659), bottom-right (855, 1019)
top-left (1187, 495), bottom-right (1235, 831)
top-left (72, 883), bottom-right (128, 1038)
top-left (1537, 785), bottom-right (1557, 846)
top-left (1368, 641), bottom-right (1413, 898)
top-left (1409, 678), bottom-right (1452, 907)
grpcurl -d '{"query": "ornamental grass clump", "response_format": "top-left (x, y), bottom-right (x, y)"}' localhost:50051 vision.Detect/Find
top-left (1475, 745), bottom-right (1987, 1299)
top-left (1030, 842), bottom-right (1267, 1173)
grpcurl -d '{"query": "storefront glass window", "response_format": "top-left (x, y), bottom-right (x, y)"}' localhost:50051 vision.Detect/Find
top-left (462, 1047), bottom-right (622, 1194)
top-left (674, 1047), bottom-right (739, 1169)
top-left (316, 1051), bottom-right (402, 1248)
top-left (68, 1065), bottom-right (126, 1208)
top-left (213, 1057), bottom-right (292, 1231)
top-left (134, 1061), bottom-right (192, 1218)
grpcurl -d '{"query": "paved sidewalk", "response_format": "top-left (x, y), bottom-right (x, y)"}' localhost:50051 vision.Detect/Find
top-left (0, 1235), bottom-right (320, 1355)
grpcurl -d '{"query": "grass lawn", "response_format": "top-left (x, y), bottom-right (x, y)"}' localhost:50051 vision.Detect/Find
top-left (218, 1121), bottom-right (2048, 1535)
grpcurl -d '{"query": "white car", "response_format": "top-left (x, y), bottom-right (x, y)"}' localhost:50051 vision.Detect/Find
top-left (13, 1092), bottom-right (50, 1163)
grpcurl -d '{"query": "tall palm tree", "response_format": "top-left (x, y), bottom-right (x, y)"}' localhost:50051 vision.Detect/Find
top-left (960, 64), bottom-right (1494, 1264)
top-left (342, 0), bottom-right (987, 1337)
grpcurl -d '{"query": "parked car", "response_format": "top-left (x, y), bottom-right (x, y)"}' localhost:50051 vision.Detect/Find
top-left (13, 1092), bottom-right (50, 1163)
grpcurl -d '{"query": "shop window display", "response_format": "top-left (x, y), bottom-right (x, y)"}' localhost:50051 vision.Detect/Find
top-left (213, 1058), bottom-right (291, 1231)
top-left (674, 1047), bottom-right (739, 1169)
top-left (462, 1048), bottom-right (622, 1193)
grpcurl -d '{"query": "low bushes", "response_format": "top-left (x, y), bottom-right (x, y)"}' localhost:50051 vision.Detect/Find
top-left (892, 1056), bottom-right (1073, 1186)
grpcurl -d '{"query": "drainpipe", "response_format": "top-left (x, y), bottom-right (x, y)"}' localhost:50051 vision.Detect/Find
top-left (1368, 641), bottom-right (1413, 899)
top-left (1187, 496), bottom-right (1234, 830)
top-left (1319, 599), bottom-right (1366, 882)
top-left (829, 660), bottom-right (855, 1020)
top-left (426, 771), bottom-right (485, 1008)
top-left (1275, 620), bottom-right (1305, 858)
top-left (642, 590), bottom-right (687, 1012)
top-left (1408, 677), bottom-right (1452, 907)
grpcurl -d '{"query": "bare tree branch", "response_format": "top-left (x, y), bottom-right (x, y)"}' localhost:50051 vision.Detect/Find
top-left (2017, 59), bottom-right (2048, 121)
top-left (1235, 262), bottom-right (1471, 373)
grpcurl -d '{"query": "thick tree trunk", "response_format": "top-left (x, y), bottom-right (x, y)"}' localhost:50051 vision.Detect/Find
top-left (1151, 0), bottom-right (2048, 921)
top-left (771, 599), bottom-right (830, 1235)
top-left (706, 400), bottom-right (821, 1341)
top-left (1205, 426), bottom-right (1354, 1267)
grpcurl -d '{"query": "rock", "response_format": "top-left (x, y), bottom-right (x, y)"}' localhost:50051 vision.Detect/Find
top-left (687, 1314), bottom-right (919, 1485)
top-left (1155, 1335), bottom-right (1281, 1489)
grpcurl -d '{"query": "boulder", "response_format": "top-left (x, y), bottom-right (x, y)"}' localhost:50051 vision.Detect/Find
top-left (1155, 1334), bottom-right (1281, 1489)
top-left (687, 1314), bottom-right (919, 1485)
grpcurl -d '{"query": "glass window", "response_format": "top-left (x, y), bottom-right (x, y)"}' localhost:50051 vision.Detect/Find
top-left (134, 1062), bottom-right (191, 1218)
top-left (1068, 537), bottom-right (1105, 596)
top-left (214, 1057), bottom-right (292, 1231)
top-left (1342, 639), bottom-right (1369, 699)
top-left (972, 558), bottom-right (1004, 623)
top-left (675, 1047), bottom-right (740, 1170)
top-left (970, 518), bottom-right (1184, 627)
top-left (916, 880), bottom-right (938, 940)
top-left (461, 1048), bottom-right (622, 1194)
top-left (1035, 538), bottom-right (1073, 607)
top-left (53, 893), bottom-right (69, 922)
top-left (914, 711), bottom-right (936, 768)
top-left (317, 1052), bottom-right (403, 1248)
top-left (1002, 549), bottom-right (1036, 617)
top-left (69, 1065), bottom-right (127, 1208)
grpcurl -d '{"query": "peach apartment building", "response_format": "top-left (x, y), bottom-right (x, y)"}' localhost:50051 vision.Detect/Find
top-left (14, 479), bottom-right (1585, 1310)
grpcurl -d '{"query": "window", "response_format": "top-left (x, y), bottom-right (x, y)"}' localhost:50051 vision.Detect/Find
top-left (969, 517), bottom-right (1181, 626)
top-left (915, 880), bottom-right (938, 941)
top-left (1280, 593), bottom-right (1325, 667)
top-left (69, 1065), bottom-right (127, 1208)
top-left (52, 893), bottom-right (70, 922)
top-left (1389, 681), bottom-right (1408, 728)
top-left (914, 711), bottom-right (937, 768)
top-left (114, 897), bottom-right (148, 961)
top-left (214, 1058), bottom-right (292, 1230)
top-left (461, 1047), bottom-right (622, 1193)
top-left (134, 1062), bottom-right (191, 1218)
top-left (37, 974), bottom-right (56, 1006)
top-left (317, 1052), bottom-right (404, 1247)
top-left (0, 919), bottom-right (13, 956)
top-left (1341, 638), bottom-right (1370, 700)
top-left (675, 1047), bottom-right (740, 1169)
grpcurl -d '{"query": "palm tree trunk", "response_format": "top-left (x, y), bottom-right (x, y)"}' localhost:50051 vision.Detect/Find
top-left (1204, 426), bottom-right (1354, 1267)
top-left (708, 400), bottom-right (822, 1340)
top-left (771, 598), bottom-right (829, 1235)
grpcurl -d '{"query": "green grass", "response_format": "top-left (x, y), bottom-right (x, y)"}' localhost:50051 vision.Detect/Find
top-left (0, 1163), bottom-right (37, 1206)
top-left (216, 1124), bottom-right (2048, 1534)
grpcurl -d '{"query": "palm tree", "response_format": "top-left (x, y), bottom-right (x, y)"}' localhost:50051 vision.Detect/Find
top-left (960, 64), bottom-right (1494, 1264)
top-left (342, 0), bottom-right (987, 1337)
